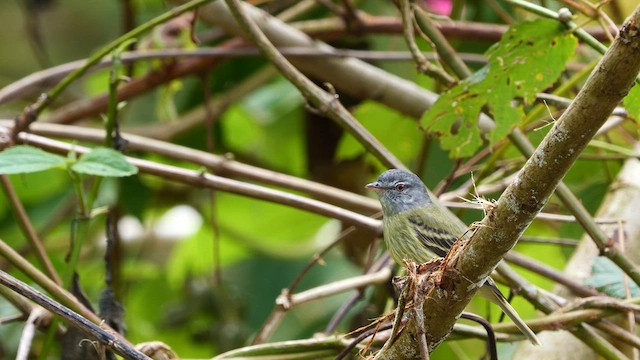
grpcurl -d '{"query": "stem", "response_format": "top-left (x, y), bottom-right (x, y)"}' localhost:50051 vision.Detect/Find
top-left (62, 168), bottom-right (92, 289)
top-left (397, 0), bottom-right (455, 84)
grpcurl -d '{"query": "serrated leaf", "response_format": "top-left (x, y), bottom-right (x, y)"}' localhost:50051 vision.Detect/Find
top-left (625, 83), bottom-right (640, 120)
top-left (422, 19), bottom-right (577, 158)
top-left (585, 257), bottom-right (640, 298)
top-left (0, 145), bottom-right (66, 174)
top-left (71, 148), bottom-right (138, 177)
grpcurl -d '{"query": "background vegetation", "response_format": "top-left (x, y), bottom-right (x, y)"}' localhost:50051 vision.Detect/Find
top-left (0, 0), bottom-right (639, 359)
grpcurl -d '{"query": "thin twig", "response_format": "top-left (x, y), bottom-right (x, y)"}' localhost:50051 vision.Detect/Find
top-left (505, 0), bottom-right (609, 54)
top-left (413, 268), bottom-right (431, 360)
top-left (510, 128), bottom-right (640, 290)
top-left (289, 227), bottom-right (358, 294)
top-left (498, 264), bottom-right (640, 356)
top-left (0, 47), bottom-right (486, 106)
top-left (253, 226), bottom-right (380, 344)
top-left (1, 122), bottom-right (380, 215)
top-left (324, 254), bottom-right (392, 334)
top-left (288, 268), bottom-right (392, 306)
top-left (335, 323), bottom-right (393, 360)
top-left (413, 6), bottom-right (471, 79)
top-left (292, 13), bottom-right (617, 42)
top-left (16, 307), bottom-right (46, 360)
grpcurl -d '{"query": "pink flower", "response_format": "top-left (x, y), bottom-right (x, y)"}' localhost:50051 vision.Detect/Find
top-left (424, 0), bottom-right (452, 15)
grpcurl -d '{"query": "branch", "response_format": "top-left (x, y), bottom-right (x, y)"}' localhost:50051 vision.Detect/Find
top-left (0, 121), bottom-right (380, 215)
top-left (397, 0), bottom-right (456, 83)
top-left (0, 128), bottom-right (381, 233)
top-left (516, 157), bottom-right (640, 357)
top-left (292, 16), bottom-right (616, 44)
top-left (0, 270), bottom-right (150, 360)
top-left (376, 6), bottom-right (640, 358)
top-left (0, 175), bottom-right (61, 284)
top-left (211, 336), bottom-right (352, 359)
top-left (168, 0), bottom-right (446, 121)
top-left (42, 38), bottom-right (245, 126)
top-left (221, 0), bottom-right (404, 170)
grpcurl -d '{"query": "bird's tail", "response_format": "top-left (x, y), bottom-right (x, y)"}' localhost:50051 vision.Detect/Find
top-left (480, 281), bottom-right (541, 346)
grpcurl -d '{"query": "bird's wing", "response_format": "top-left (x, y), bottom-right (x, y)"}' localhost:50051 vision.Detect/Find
top-left (406, 210), bottom-right (459, 258)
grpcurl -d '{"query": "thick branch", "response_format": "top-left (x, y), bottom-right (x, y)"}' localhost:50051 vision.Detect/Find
top-left (461, 8), bottom-right (640, 287)
top-left (378, 6), bottom-right (640, 358)
top-left (516, 151), bottom-right (640, 359)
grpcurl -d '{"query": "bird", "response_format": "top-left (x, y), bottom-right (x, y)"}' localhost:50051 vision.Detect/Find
top-left (366, 168), bottom-right (540, 345)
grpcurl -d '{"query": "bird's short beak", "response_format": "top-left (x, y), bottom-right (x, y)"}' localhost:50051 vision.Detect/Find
top-left (365, 181), bottom-right (383, 192)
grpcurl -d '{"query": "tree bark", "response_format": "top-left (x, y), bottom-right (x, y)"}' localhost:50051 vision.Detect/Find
top-left (376, 6), bottom-right (640, 357)
top-left (515, 145), bottom-right (640, 359)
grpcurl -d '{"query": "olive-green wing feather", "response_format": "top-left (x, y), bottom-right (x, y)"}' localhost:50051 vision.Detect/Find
top-left (406, 207), bottom-right (462, 258)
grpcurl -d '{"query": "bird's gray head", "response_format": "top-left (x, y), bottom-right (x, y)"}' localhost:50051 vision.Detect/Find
top-left (366, 169), bottom-right (432, 215)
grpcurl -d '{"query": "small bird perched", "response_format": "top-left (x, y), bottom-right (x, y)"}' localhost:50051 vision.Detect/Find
top-left (366, 169), bottom-right (540, 345)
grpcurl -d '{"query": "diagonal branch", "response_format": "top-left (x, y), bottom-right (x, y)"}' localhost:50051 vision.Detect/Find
top-left (0, 270), bottom-right (150, 360)
top-left (221, 0), bottom-right (404, 170)
top-left (377, 6), bottom-right (640, 358)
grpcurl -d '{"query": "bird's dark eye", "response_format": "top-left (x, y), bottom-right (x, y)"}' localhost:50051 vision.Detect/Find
top-left (395, 182), bottom-right (406, 192)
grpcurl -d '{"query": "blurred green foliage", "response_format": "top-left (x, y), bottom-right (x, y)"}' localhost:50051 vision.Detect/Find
top-left (0, 0), bottom-right (637, 359)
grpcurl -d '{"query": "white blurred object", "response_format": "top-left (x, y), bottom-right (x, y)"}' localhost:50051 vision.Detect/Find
top-left (117, 215), bottom-right (146, 243)
top-left (97, 205), bottom-right (203, 263)
top-left (153, 205), bottom-right (203, 241)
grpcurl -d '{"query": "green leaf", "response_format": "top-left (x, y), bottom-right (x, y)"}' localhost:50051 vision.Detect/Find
top-left (625, 83), bottom-right (640, 120)
top-left (71, 148), bottom-right (138, 177)
top-left (585, 257), bottom-right (640, 298)
top-left (422, 19), bottom-right (578, 158)
top-left (0, 145), bottom-right (66, 174)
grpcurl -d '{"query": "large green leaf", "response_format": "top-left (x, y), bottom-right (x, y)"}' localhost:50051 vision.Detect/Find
top-left (0, 145), bottom-right (67, 174)
top-left (422, 19), bottom-right (578, 158)
top-left (71, 147), bottom-right (138, 177)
